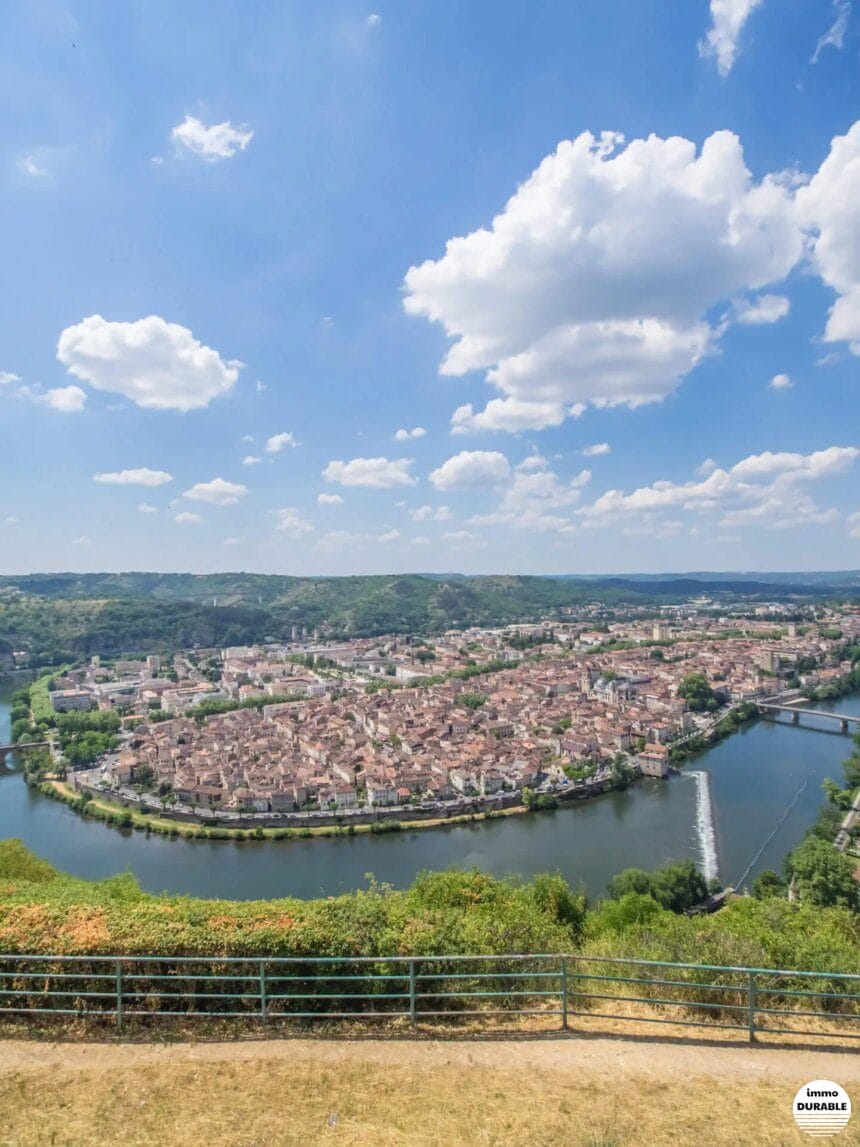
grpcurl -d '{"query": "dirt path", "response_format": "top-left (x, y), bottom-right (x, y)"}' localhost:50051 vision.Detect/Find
top-left (2, 1035), bottom-right (859, 1145)
top-left (2, 1031), bottom-right (858, 1081)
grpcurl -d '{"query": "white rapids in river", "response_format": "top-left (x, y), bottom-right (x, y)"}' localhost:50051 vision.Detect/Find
top-left (687, 769), bottom-right (719, 884)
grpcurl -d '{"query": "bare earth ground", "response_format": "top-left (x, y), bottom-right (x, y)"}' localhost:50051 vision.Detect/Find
top-left (1, 1029), bottom-right (859, 1146)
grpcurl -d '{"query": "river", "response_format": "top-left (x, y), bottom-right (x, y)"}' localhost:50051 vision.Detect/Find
top-left (1, 677), bottom-right (857, 900)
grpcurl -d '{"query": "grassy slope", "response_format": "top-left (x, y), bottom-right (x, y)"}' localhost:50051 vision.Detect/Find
top-left (0, 842), bottom-right (858, 976)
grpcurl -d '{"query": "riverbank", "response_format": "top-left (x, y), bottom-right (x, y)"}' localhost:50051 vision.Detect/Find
top-left (3, 681), bottom-right (859, 901)
top-left (39, 777), bottom-right (535, 841)
top-left (24, 702), bottom-right (760, 845)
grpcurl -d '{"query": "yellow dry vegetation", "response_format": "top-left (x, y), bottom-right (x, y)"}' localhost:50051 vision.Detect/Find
top-left (1, 1034), bottom-right (858, 1146)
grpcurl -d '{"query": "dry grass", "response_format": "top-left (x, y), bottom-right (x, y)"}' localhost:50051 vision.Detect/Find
top-left (0, 1056), bottom-right (822, 1146)
top-left (2, 1032), bottom-right (859, 1147)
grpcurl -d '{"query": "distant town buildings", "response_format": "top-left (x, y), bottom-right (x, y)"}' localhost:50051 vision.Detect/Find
top-left (54, 602), bottom-right (860, 824)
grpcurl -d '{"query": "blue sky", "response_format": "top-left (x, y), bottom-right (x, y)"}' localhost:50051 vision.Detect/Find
top-left (1, 0), bottom-right (858, 576)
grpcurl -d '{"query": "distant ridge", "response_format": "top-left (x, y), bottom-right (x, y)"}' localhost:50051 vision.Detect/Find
top-left (0, 569), bottom-right (856, 659)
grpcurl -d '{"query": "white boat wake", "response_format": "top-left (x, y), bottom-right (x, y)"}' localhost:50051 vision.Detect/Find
top-left (687, 770), bottom-right (718, 884)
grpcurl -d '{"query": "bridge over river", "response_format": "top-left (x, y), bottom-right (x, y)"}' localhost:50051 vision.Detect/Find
top-left (758, 702), bottom-right (860, 734)
top-left (0, 741), bottom-right (52, 762)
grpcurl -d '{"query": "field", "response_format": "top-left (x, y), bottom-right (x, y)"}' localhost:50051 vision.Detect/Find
top-left (1, 1030), bottom-right (859, 1145)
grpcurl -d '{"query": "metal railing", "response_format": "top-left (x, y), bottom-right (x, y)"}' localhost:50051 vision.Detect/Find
top-left (0, 953), bottom-right (857, 1042)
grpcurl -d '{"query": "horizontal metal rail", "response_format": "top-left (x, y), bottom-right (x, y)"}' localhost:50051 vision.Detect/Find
top-left (0, 952), bottom-right (856, 1042)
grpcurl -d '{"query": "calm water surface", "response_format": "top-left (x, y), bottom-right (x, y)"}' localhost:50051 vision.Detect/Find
top-left (1, 676), bottom-right (857, 900)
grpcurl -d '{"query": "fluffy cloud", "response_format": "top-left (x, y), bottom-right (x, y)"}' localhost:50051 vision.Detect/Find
top-left (699, 0), bottom-right (764, 75)
top-left (0, 372), bottom-right (20, 385)
top-left (470, 467), bottom-right (588, 532)
top-left (242, 455), bottom-right (262, 466)
top-left (729, 446), bottom-right (858, 480)
top-left (174, 511), bottom-right (202, 524)
top-left (138, 503), bottom-right (158, 514)
top-left (733, 293), bottom-right (791, 324)
top-left (94, 468), bottom-right (173, 487)
top-left (429, 450), bottom-right (510, 490)
top-left (317, 493), bottom-right (344, 506)
top-left (812, 0), bottom-right (851, 63)
top-left (517, 453), bottom-right (547, 471)
top-left (451, 398), bottom-right (576, 434)
top-left (41, 385), bottom-right (87, 413)
top-left (182, 478), bottom-right (248, 505)
top-left (582, 443), bottom-right (611, 457)
top-left (769, 373), bottom-right (793, 390)
top-left (265, 432), bottom-right (298, 453)
top-left (323, 457), bottom-right (416, 488)
top-left (580, 446), bottom-right (858, 533)
top-left (395, 426), bottom-right (427, 440)
top-left (797, 123), bottom-right (860, 354)
top-left (57, 315), bottom-right (241, 411)
top-left (171, 116), bottom-right (253, 160)
top-left (405, 129), bottom-right (801, 430)
top-left (409, 504), bottom-right (451, 522)
top-left (275, 508), bottom-right (314, 536)
top-left (848, 511), bottom-right (860, 538)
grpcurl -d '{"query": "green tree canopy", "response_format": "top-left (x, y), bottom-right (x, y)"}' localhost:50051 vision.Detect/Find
top-left (677, 672), bottom-right (718, 712)
top-left (787, 837), bottom-right (858, 910)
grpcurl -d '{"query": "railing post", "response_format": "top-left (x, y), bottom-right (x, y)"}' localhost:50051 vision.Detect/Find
top-left (259, 959), bottom-right (268, 1024)
top-left (415, 954), bottom-right (421, 1027)
top-left (561, 957), bottom-right (569, 1031)
top-left (747, 971), bottom-right (756, 1043)
top-left (115, 959), bottom-right (123, 1031)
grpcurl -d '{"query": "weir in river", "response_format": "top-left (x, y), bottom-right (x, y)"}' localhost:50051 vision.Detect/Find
top-left (687, 769), bottom-right (719, 885)
top-left (0, 682), bottom-right (858, 900)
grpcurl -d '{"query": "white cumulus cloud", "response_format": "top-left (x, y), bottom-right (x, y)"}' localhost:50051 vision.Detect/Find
top-left (395, 426), bottom-right (427, 441)
top-left (796, 122), bottom-right (860, 355)
top-left (182, 478), bottom-right (248, 505)
top-left (94, 468), bottom-right (173, 487)
top-left (265, 432), bottom-right (298, 453)
top-left (699, 0), bottom-right (765, 76)
top-left (275, 508), bottom-right (314, 536)
top-left (138, 503), bottom-right (158, 514)
top-left (769, 373), bottom-right (793, 390)
top-left (171, 115), bottom-right (253, 160)
top-left (429, 450), bottom-right (511, 490)
top-left (57, 315), bottom-right (241, 411)
top-left (732, 293), bottom-right (791, 324)
top-left (317, 493), bottom-right (344, 506)
top-left (323, 457), bottom-right (416, 488)
top-left (405, 129), bottom-right (801, 431)
top-left (242, 455), bottom-right (262, 466)
top-left (41, 385), bottom-right (87, 413)
top-left (470, 467), bottom-right (586, 532)
top-left (174, 512), bottom-right (202, 524)
top-left (580, 446), bottom-right (858, 533)
top-left (582, 443), bottom-right (611, 457)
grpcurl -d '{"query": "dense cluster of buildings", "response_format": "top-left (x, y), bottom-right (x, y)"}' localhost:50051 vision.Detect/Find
top-left (62, 605), bottom-right (860, 822)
